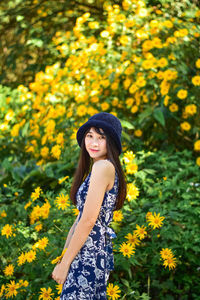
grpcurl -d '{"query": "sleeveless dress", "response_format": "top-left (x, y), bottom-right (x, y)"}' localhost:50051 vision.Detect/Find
top-left (60, 160), bottom-right (119, 300)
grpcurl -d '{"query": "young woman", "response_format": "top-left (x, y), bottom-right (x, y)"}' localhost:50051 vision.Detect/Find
top-left (52, 112), bottom-right (127, 299)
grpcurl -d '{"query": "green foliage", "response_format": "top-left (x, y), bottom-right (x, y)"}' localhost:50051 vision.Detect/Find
top-left (0, 0), bottom-right (105, 87)
top-left (0, 0), bottom-right (200, 298)
top-left (110, 149), bottom-right (200, 299)
top-left (0, 149), bottom-right (200, 298)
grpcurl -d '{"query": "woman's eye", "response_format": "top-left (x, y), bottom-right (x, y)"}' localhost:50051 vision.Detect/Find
top-left (86, 134), bottom-right (105, 139)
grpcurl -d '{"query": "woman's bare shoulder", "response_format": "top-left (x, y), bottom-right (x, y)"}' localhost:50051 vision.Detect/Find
top-left (92, 159), bottom-right (115, 175)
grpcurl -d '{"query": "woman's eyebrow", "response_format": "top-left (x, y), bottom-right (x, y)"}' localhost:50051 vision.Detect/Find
top-left (87, 131), bottom-right (105, 135)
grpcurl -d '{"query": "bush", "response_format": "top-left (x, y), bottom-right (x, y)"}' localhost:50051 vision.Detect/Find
top-left (0, 149), bottom-right (200, 299)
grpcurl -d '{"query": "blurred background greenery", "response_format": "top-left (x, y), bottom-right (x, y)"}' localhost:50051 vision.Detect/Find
top-left (0, 0), bottom-right (200, 299)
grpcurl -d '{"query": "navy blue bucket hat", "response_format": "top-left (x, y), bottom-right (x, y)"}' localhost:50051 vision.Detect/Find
top-left (76, 112), bottom-right (122, 154)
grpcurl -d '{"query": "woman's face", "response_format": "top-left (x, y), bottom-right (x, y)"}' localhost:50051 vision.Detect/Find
top-left (84, 127), bottom-right (107, 162)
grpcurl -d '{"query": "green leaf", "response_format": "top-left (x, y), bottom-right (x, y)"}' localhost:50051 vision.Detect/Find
top-left (153, 108), bottom-right (165, 127)
top-left (138, 107), bottom-right (152, 125)
top-left (121, 120), bottom-right (135, 129)
top-left (26, 39), bottom-right (43, 47)
top-left (16, 15), bottom-right (24, 22)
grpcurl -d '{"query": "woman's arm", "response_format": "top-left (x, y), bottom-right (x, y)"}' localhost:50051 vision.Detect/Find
top-left (62, 214), bottom-right (80, 250)
top-left (61, 160), bottom-right (114, 268)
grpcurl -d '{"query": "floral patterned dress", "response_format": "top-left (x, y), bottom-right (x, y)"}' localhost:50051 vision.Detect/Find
top-left (60, 160), bottom-right (119, 300)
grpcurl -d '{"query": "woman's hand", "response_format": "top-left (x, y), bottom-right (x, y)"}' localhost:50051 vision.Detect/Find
top-left (51, 261), bottom-right (70, 285)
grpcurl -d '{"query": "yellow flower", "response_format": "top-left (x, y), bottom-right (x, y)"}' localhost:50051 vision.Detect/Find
top-left (147, 212), bottom-right (165, 229)
top-left (56, 283), bottom-right (63, 294)
top-left (134, 129), bottom-right (142, 137)
top-left (0, 210), bottom-right (7, 217)
top-left (41, 146), bottom-right (49, 158)
top-left (24, 200), bottom-right (32, 210)
top-left (177, 89), bottom-right (187, 99)
top-left (119, 242), bottom-right (135, 258)
top-left (19, 280), bottom-right (29, 287)
top-left (35, 223), bottom-right (43, 232)
top-left (194, 140), bottom-right (200, 151)
top-left (160, 248), bottom-right (173, 260)
top-left (119, 35), bottom-right (129, 46)
top-left (136, 76), bottom-right (146, 87)
top-left (146, 211), bottom-right (153, 221)
top-left (169, 103), bottom-right (178, 112)
top-left (31, 186), bottom-right (42, 201)
top-left (41, 200), bottom-right (51, 219)
top-left (25, 250), bottom-right (36, 263)
top-left (51, 144), bottom-right (61, 160)
top-left (11, 124), bottom-right (20, 137)
top-left (123, 151), bottom-right (136, 163)
top-left (163, 69), bottom-right (177, 80)
top-left (72, 208), bottom-right (80, 216)
top-left (126, 162), bottom-right (138, 174)
top-left (131, 105), bottom-right (138, 114)
top-left (55, 193), bottom-right (70, 210)
top-left (196, 157), bottom-right (200, 166)
top-left (51, 248), bottom-right (67, 264)
top-left (192, 75), bottom-right (200, 86)
top-left (125, 97), bottom-right (134, 107)
top-left (32, 237), bottom-right (49, 250)
top-left (0, 284), bottom-right (6, 297)
top-left (107, 283), bottom-right (121, 300)
top-left (39, 287), bottom-right (54, 300)
top-left (5, 280), bottom-right (19, 298)
top-left (58, 176), bottom-right (69, 184)
top-left (129, 83), bottom-right (137, 94)
top-left (4, 264), bottom-right (14, 276)
top-left (100, 30), bottom-right (109, 38)
top-left (163, 20), bottom-right (173, 28)
top-left (163, 256), bottom-right (177, 270)
top-left (185, 104), bottom-right (197, 115)
top-left (125, 232), bottom-right (140, 246)
top-left (195, 58), bottom-right (200, 68)
top-left (88, 21), bottom-right (99, 29)
top-left (180, 122), bottom-right (191, 131)
top-left (30, 204), bottom-right (42, 224)
top-left (113, 210), bottom-right (123, 222)
top-left (17, 252), bottom-right (26, 266)
top-left (1, 224), bottom-right (13, 238)
top-left (157, 57), bottom-right (168, 68)
top-left (101, 102), bottom-right (110, 110)
top-left (126, 183), bottom-right (139, 201)
top-left (134, 224), bottom-right (147, 239)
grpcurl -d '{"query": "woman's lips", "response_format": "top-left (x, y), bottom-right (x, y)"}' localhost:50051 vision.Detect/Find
top-left (90, 149), bottom-right (99, 152)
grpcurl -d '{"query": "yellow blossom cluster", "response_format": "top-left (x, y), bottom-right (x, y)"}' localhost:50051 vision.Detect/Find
top-left (29, 199), bottom-right (51, 224)
top-left (17, 249), bottom-right (37, 265)
top-left (0, 280), bottom-right (29, 298)
top-left (160, 248), bottom-right (177, 270)
top-left (126, 183), bottom-right (139, 201)
top-left (32, 237), bottom-right (49, 250)
top-left (31, 186), bottom-right (43, 201)
top-left (2, 2), bottom-right (197, 168)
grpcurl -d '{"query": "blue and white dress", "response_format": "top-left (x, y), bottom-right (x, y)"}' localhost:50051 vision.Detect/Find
top-left (60, 160), bottom-right (119, 299)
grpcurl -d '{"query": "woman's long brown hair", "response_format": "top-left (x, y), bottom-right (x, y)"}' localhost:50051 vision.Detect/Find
top-left (70, 126), bottom-right (127, 210)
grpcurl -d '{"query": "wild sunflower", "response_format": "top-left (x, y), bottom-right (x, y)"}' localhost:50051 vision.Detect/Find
top-left (119, 242), bottom-right (135, 258)
top-left (107, 283), bottom-right (121, 300)
top-left (39, 287), bottom-right (54, 300)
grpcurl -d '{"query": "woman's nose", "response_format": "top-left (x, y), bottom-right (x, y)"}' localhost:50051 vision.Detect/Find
top-left (91, 138), bottom-right (99, 145)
